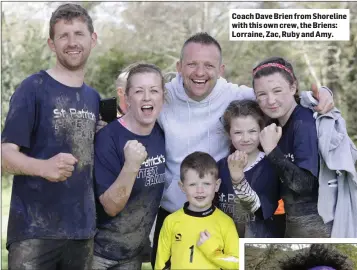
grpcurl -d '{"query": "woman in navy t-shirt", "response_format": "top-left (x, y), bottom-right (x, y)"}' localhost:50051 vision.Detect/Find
top-left (93, 63), bottom-right (166, 269)
top-left (217, 100), bottom-right (282, 238)
top-left (252, 57), bottom-right (331, 237)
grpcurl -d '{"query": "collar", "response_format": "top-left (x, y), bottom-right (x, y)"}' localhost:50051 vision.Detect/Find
top-left (308, 267), bottom-right (336, 270)
top-left (244, 151), bottom-right (265, 172)
top-left (183, 202), bottom-right (215, 217)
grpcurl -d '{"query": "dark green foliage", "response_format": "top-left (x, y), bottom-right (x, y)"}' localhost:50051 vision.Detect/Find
top-left (85, 49), bottom-right (168, 98)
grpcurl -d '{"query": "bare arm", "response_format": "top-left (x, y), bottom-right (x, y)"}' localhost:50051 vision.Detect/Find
top-left (1, 143), bottom-right (77, 182)
top-left (98, 140), bottom-right (147, 217)
top-left (99, 163), bottom-right (139, 217)
top-left (2, 143), bottom-right (46, 176)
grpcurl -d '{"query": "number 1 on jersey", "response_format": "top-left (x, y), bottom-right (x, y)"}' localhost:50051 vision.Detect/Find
top-left (189, 245), bottom-right (194, 263)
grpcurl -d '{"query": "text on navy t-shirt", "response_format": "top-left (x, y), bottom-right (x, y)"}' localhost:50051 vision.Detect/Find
top-left (1, 70), bottom-right (100, 248)
top-left (94, 120), bottom-right (166, 261)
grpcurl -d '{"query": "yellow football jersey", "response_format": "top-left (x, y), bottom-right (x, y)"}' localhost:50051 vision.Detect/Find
top-left (155, 203), bottom-right (239, 269)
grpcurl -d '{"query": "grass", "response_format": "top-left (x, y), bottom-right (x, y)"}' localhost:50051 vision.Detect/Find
top-left (142, 263), bottom-right (152, 269)
top-left (1, 182), bottom-right (152, 270)
top-left (2, 181), bottom-right (11, 270)
top-left (1, 238), bottom-right (7, 270)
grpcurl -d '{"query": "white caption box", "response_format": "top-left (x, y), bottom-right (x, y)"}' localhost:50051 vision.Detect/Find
top-left (230, 9), bottom-right (350, 41)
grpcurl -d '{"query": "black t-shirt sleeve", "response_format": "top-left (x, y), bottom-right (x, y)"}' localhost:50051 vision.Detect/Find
top-left (1, 76), bottom-right (38, 148)
top-left (94, 126), bottom-right (123, 197)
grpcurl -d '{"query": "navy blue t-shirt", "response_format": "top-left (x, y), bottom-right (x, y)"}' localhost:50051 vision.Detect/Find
top-left (277, 105), bottom-right (319, 214)
top-left (94, 120), bottom-right (166, 261)
top-left (217, 154), bottom-right (280, 237)
top-left (2, 71), bottom-right (100, 248)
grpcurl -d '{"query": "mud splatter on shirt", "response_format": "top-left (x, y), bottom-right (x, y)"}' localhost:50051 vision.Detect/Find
top-left (267, 105), bottom-right (331, 237)
top-left (94, 121), bottom-right (165, 261)
top-left (2, 70), bottom-right (100, 248)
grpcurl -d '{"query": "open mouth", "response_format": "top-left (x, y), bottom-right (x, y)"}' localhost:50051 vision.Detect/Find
top-left (192, 79), bottom-right (208, 86)
top-left (195, 196), bottom-right (206, 201)
top-left (66, 51), bottom-right (81, 57)
top-left (141, 105), bottom-right (154, 115)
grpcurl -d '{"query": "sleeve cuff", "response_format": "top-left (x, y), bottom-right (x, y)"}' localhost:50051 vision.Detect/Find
top-left (321, 86), bottom-right (333, 97)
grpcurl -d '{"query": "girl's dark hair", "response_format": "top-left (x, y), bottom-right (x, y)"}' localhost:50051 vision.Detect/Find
top-left (252, 57), bottom-right (300, 103)
top-left (125, 63), bottom-right (165, 95)
top-left (222, 100), bottom-right (267, 153)
top-left (279, 244), bottom-right (354, 270)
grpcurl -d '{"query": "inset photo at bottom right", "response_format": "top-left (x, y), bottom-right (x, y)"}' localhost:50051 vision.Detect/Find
top-left (244, 243), bottom-right (357, 270)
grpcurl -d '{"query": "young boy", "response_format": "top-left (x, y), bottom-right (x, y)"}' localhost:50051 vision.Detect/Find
top-left (155, 151), bottom-right (239, 270)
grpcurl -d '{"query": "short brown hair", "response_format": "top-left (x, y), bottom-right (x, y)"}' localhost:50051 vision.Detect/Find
top-left (180, 32), bottom-right (222, 63)
top-left (49, 3), bottom-right (94, 40)
top-left (180, 152), bottom-right (218, 182)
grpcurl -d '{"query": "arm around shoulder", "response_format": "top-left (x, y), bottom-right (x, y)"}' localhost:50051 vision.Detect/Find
top-left (235, 85), bottom-right (256, 101)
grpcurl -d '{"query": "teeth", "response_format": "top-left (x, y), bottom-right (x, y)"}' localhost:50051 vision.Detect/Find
top-left (67, 52), bottom-right (80, 54)
top-left (142, 105), bottom-right (153, 109)
top-left (193, 80), bottom-right (206, 83)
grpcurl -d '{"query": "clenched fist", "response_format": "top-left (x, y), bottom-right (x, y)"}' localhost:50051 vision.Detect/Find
top-left (42, 153), bottom-right (78, 182)
top-left (124, 140), bottom-right (148, 172)
top-left (197, 230), bottom-right (211, 247)
top-left (259, 123), bottom-right (282, 155)
top-left (228, 150), bottom-right (247, 184)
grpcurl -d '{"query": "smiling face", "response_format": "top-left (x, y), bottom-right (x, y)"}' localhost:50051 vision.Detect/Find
top-left (48, 18), bottom-right (97, 71)
top-left (254, 72), bottom-right (297, 122)
top-left (125, 72), bottom-right (164, 127)
top-left (230, 116), bottom-right (261, 155)
top-left (177, 42), bottom-right (224, 101)
top-left (179, 169), bottom-right (221, 212)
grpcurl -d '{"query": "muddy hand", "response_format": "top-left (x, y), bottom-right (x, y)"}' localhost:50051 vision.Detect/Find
top-left (259, 123), bottom-right (282, 155)
top-left (228, 150), bottom-right (247, 184)
top-left (124, 140), bottom-right (147, 171)
top-left (42, 153), bottom-right (78, 182)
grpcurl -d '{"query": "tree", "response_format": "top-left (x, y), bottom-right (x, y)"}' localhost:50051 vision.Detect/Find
top-left (334, 244), bottom-right (357, 268)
